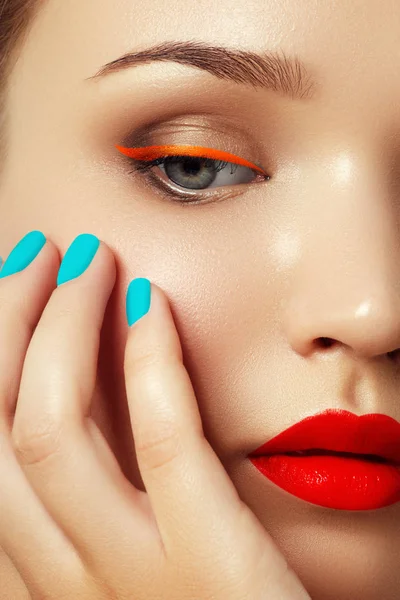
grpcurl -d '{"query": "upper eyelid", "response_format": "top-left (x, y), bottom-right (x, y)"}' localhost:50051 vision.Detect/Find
top-left (115, 144), bottom-right (267, 174)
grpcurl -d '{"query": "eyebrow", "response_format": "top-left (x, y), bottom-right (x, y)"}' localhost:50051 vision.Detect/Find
top-left (86, 40), bottom-right (316, 100)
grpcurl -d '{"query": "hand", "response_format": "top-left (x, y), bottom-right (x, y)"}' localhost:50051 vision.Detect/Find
top-left (0, 232), bottom-right (310, 599)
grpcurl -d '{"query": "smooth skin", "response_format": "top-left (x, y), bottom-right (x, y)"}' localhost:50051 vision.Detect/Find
top-left (2, 0), bottom-right (400, 598)
top-left (0, 236), bottom-right (309, 598)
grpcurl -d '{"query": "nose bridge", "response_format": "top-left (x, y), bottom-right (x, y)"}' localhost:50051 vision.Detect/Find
top-left (282, 150), bottom-right (400, 360)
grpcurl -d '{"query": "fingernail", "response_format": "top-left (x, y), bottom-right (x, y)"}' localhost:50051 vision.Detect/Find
top-left (0, 230), bottom-right (46, 279)
top-left (57, 233), bottom-right (100, 286)
top-left (126, 277), bottom-right (151, 326)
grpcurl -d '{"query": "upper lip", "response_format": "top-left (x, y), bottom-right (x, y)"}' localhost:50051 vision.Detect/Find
top-left (248, 409), bottom-right (400, 465)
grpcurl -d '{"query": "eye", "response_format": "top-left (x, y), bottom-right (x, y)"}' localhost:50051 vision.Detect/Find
top-left (116, 144), bottom-right (270, 204)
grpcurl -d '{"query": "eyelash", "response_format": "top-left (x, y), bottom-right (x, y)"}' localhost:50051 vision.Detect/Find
top-left (122, 150), bottom-right (270, 204)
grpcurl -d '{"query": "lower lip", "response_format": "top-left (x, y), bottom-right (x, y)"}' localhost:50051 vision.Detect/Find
top-left (249, 454), bottom-right (400, 510)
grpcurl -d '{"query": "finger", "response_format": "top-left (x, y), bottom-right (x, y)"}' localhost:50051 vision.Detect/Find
top-left (0, 432), bottom-right (92, 598)
top-left (124, 280), bottom-right (247, 554)
top-left (11, 235), bottom-right (156, 582)
top-left (0, 232), bottom-right (89, 595)
top-left (0, 232), bottom-right (59, 425)
top-left (125, 283), bottom-right (309, 597)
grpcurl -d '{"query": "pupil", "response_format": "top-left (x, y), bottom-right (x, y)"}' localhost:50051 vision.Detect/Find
top-left (182, 157), bottom-right (203, 175)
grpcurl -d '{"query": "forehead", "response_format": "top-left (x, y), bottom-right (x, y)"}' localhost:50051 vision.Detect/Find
top-left (18, 0), bottom-right (400, 87)
top-left (7, 0), bottom-right (400, 146)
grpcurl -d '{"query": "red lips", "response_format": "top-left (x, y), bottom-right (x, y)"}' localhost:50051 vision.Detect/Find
top-left (248, 409), bottom-right (400, 464)
top-left (248, 409), bottom-right (400, 510)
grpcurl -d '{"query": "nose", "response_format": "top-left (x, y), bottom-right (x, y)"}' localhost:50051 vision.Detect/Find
top-left (282, 160), bottom-right (400, 362)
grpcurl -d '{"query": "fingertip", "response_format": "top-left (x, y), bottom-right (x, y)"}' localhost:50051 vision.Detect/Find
top-left (150, 282), bottom-right (184, 362)
top-left (126, 277), bottom-right (152, 327)
top-left (125, 279), bottom-right (183, 361)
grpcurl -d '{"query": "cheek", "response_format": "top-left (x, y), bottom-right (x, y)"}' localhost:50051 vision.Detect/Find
top-left (0, 143), bottom-right (279, 477)
top-left (166, 238), bottom-right (283, 460)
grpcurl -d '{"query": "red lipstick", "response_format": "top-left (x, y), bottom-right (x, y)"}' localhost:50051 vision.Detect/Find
top-left (248, 409), bottom-right (400, 510)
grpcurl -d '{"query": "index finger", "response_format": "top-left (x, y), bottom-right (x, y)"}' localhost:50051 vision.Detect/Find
top-left (124, 279), bottom-right (246, 554)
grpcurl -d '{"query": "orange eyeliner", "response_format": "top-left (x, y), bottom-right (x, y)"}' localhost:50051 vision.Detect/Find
top-left (115, 144), bottom-right (266, 175)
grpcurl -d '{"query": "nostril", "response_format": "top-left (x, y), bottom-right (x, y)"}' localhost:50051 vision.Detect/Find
top-left (317, 337), bottom-right (336, 349)
top-left (387, 348), bottom-right (400, 361)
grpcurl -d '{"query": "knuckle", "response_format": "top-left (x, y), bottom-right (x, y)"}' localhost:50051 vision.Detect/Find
top-left (12, 417), bottom-right (64, 467)
top-left (126, 346), bottom-right (165, 376)
top-left (126, 338), bottom-right (178, 379)
top-left (136, 425), bottom-right (183, 474)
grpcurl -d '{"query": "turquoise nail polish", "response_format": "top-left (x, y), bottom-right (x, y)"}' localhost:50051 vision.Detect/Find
top-left (57, 233), bottom-right (100, 286)
top-left (126, 277), bottom-right (151, 326)
top-left (0, 230), bottom-right (46, 279)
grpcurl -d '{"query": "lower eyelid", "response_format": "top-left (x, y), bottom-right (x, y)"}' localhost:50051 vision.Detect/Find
top-left (140, 167), bottom-right (218, 204)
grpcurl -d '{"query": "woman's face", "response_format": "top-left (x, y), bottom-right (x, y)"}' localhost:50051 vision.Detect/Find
top-left (1, 1), bottom-right (400, 597)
